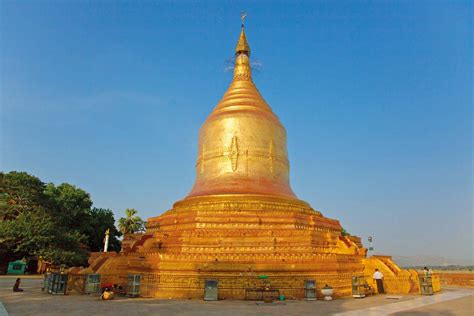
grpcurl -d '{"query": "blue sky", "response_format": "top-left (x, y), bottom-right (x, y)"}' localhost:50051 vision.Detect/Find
top-left (1, 1), bottom-right (471, 261)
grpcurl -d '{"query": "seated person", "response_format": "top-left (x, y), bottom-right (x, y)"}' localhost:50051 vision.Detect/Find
top-left (13, 278), bottom-right (24, 292)
top-left (363, 282), bottom-right (374, 295)
top-left (101, 287), bottom-right (114, 300)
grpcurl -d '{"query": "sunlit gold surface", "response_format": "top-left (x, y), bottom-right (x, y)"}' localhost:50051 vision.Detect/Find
top-left (82, 25), bottom-right (430, 300)
top-left (235, 28), bottom-right (250, 56)
top-left (187, 28), bottom-right (295, 198)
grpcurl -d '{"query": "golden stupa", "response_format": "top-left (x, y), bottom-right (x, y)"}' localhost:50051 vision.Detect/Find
top-left (85, 22), bottom-right (437, 299)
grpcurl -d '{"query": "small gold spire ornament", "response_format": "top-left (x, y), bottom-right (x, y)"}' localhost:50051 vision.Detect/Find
top-left (236, 12), bottom-right (250, 56)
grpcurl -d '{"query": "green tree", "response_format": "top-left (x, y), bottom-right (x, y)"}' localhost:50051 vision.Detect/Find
top-left (0, 171), bottom-right (50, 220)
top-left (85, 208), bottom-right (121, 252)
top-left (0, 211), bottom-right (87, 265)
top-left (118, 208), bottom-right (145, 235)
top-left (0, 172), bottom-right (88, 268)
top-left (1, 171), bottom-right (123, 269)
top-left (44, 182), bottom-right (93, 232)
top-left (43, 183), bottom-right (123, 252)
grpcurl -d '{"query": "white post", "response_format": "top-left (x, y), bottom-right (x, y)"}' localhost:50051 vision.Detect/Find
top-left (104, 229), bottom-right (110, 252)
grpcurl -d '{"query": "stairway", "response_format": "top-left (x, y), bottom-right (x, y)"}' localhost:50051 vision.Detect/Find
top-left (374, 256), bottom-right (401, 275)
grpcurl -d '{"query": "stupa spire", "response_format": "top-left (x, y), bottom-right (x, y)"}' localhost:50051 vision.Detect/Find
top-left (234, 12), bottom-right (252, 80)
top-left (235, 12), bottom-right (250, 56)
top-left (235, 28), bottom-right (250, 56)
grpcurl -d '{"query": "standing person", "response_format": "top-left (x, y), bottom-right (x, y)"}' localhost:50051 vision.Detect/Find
top-left (13, 278), bottom-right (24, 292)
top-left (423, 267), bottom-right (429, 276)
top-left (373, 269), bottom-right (385, 294)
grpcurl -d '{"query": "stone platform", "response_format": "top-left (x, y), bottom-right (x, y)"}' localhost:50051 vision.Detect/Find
top-left (0, 276), bottom-right (471, 316)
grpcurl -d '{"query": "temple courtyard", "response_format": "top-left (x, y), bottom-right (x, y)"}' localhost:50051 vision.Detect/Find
top-left (0, 276), bottom-right (472, 315)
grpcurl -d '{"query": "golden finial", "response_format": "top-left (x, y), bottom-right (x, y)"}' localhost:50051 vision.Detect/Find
top-left (235, 12), bottom-right (250, 56)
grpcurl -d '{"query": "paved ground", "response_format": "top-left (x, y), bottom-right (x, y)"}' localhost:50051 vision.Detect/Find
top-left (335, 289), bottom-right (473, 316)
top-left (0, 276), bottom-right (472, 315)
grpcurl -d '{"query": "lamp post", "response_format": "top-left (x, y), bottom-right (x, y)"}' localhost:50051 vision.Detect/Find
top-left (368, 236), bottom-right (374, 253)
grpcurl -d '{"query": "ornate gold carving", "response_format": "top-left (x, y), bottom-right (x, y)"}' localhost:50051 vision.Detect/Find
top-left (229, 136), bottom-right (239, 172)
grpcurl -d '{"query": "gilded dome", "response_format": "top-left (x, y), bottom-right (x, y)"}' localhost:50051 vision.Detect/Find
top-left (187, 27), bottom-right (296, 199)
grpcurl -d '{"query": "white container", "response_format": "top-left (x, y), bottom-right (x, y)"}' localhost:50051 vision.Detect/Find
top-left (321, 288), bottom-right (334, 301)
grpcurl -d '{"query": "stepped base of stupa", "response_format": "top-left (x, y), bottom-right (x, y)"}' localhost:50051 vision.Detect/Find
top-left (82, 195), bottom-right (429, 299)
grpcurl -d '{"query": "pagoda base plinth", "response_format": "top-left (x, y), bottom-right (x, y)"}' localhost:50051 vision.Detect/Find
top-left (82, 195), bottom-right (433, 299)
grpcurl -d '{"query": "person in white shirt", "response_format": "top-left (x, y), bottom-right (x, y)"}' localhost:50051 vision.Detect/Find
top-left (373, 269), bottom-right (385, 294)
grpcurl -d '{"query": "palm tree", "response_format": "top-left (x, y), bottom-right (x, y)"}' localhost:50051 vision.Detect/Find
top-left (118, 208), bottom-right (145, 235)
